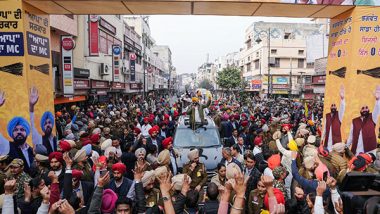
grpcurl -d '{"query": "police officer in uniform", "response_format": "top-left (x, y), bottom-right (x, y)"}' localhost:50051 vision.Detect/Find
top-left (183, 149), bottom-right (207, 192)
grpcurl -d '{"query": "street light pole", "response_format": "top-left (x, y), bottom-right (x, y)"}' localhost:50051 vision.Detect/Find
top-left (267, 28), bottom-right (271, 98)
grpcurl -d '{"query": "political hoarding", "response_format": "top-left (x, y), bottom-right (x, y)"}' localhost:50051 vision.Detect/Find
top-left (324, 7), bottom-right (380, 154)
top-left (0, 1), bottom-right (55, 150)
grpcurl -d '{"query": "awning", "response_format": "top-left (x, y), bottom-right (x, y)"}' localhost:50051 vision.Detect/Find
top-left (54, 95), bottom-right (86, 105)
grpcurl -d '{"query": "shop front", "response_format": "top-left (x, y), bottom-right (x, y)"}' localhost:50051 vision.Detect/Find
top-left (90, 79), bottom-right (110, 103)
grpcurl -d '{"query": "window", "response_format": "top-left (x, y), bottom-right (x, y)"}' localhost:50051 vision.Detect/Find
top-left (306, 62), bottom-right (314, 68)
top-left (270, 58), bottom-right (280, 68)
top-left (271, 49), bottom-right (277, 54)
top-left (256, 52), bottom-right (259, 57)
top-left (305, 76), bottom-right (312, 84)
top-left (298, 59), bottom-right (304, 68)
top-left (246, 39), bottom-right (252, 49)
top-left (284, 33), bottom-right (291, 39)
top-left (99, 30), bottom-right (122, 55)
top-left (255, 59), bottom-right (260, 69)
top-left (248, 56), bottom-right (251, 62)
top-left (247, 63), bottom-right (251, 72)
top-left (298, 50), bottom-right (304, 55)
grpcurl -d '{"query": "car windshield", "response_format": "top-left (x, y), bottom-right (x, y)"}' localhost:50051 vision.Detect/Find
top-left (174, 128), bottom-right (220, 148)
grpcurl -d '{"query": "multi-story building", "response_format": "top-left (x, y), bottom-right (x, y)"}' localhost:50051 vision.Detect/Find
top-left (178, 73), bottom-right (196, 92)
top-left (240, 21), bottom-right (322, 98)
top-left (196, 63), bottom-right (217, 89)
top-left (124, 16), bottom-right (169, 97)
top-left (312, 57), bottom-right (327, 101)
top-left (152, 45), bottom-right (174, 91)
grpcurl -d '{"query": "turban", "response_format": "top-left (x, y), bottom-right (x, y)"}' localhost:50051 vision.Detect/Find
top-left (112, 163), bottom-right (126, 174)
top-left (250, 116), bottom-right (255, 121)
top-left (134, 128), bottom-right (141, 135)
top-left (241, 121), bottom-right (249, 127)
top-left (105, 146), bottom-right (116, 158)
top-left (332, 142), bottom-right (345, 153)
top-left (162, 137), bottom-right (173, 149)
top-left (101, 189), bottom-right (118, 213)
top-left (135, 148), bottom-right (146, 158)
top-left (143, 117), bottom-right (149, 123)
top-left (298, 123), bottom-right (307, 130)
top-left (314, 163), bottom-right (329, 181)
top-left (73, 149), bottom-right (87, 162)
top-left (90, 134), bottom-right (100, 144)
top-left (92, 128), bottom-right (101, 135)
top-left (141, 170), bottom-right (156, 188)
top-left (7, 117), bottom-right (30, 138)
top-left (288, 139), bottom-right (298, 151)
top-left (35, 154), bottom-right (49, 162)
top-left (226, 163), bottom-right (242, 180)
top-left (172, 174), bottom-right (192, 191)
top-left (83, 144), bottom-right (92, 156)
top-left (241, 113), bottom-right (247, 118)
top-left (35, 144), bottom-right (48, 155)
top-left (101, 139), bottom-right (112, 151)
top-left (154, 166), bottom-right (168, 178)
top-left (254, 136), bottom-right (262, 146)
top-left (234, 114), bottom-right (240, 120)
top-left (303, 156), bottom-right (315, 170)
top-left (82, 139), bottom-right (92, 146)
top-left (308, 120), bottom-right (315, 126)
top-left (307, 135), bottom-right (316, 144)
top-left (66, 140), bottom-right (76, 148)
top-left (49, 152), bottom-right (63, 164)
top-left (281, 124), bottom-right (291, 131)
top-left (299, 129), bottom-right (310, 136)
top-left (187, 149), bottom-right (199, 161)
top-left (148, 127), bottom-right (157, 136)
top-left (192, 97), bottom-right (199, 103)
top-left (157, 150), bottom-right (170, 166)
top-left (261, 119), bottom-right (266, 124)
top-left (40, 111), bottom-right (54, 132)
top-left (164, 114), bottom-right (170, 119)
top-left (264, 188), bottom-right (285, 209)
top-left (268, 154), bottom-right (281, 170)
top-left (303, 145), bottom-right (318, 158)
top-left (295, 138), bottom-right (305, 147)
top-left (72, 169), bottom-right (83, 180)
top-left (55, 111), bottom-right (62, 117)
top-left (59, 140), bottom-right (71, 152)
top-left (229, 115), bottom-right (234, 120)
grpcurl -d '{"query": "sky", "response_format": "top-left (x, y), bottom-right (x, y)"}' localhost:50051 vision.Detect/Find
top-left (149, 15), bottom-right (313, 74)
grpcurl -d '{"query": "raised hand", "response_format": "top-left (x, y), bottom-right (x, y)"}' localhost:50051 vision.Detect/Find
top-left (0, 90), bottom-right (5, 107)
top-left (326, 176), bottom-right (337, 190)
top-left (340, 85), bottom-right (345, 100)
top-left (48, 171), bottom-right (59, 184)
top-left (58, 200), bottom-right (75, 214)
top-left (4, 179), bottom-right (16, 195)
top-left (294, 186), bottom-right (305, 200)
top-left (316, 181), bottom-right (327, 196)
top-left (40, 186), bottom-right (50, 203)
top-left (157, 172), bottom-right (172, 194)
top-left (181, 174), bottom-right (191, 195)
top-left (375, 85), bottom-right (380, 101)
top-left (133, 166), bottom-right (144, 181)
top-left (261, 175), bottom-right (274, 189)
top-left (334, 198), bottom-right (344, 214)
top-left (98, 171), bottom-right (110, 187)
top-left (29, 87), bottom-right (39, 112)
top-left (231, 171), bottom-right (247, 197)
top-left (63, 152), bottom-right (73, 169)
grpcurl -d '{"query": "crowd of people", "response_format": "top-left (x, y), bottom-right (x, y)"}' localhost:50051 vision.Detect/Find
top-left (0, 90), bottom-right (379, 214)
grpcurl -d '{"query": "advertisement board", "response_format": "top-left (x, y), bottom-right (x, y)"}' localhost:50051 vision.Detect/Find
top-left (61, 35), bottom-right (74, 95)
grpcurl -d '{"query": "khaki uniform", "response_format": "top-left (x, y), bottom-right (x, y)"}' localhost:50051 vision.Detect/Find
top-left (248, 189), bottom-right (265, 214)
top-left (330, 151), bottom-right (348, 173)
top-left (183, 162), bottom-right (207, 189)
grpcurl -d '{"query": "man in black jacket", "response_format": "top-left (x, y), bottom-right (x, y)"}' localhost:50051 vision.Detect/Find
top-left (198, 183), bottom-right (220, 214)
top-left (244, 153), bottom-right (262, 208)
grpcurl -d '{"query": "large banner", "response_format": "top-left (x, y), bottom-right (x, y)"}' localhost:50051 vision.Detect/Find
top-left (0, 1), bottom-right (55, 153)
top-left (324, 7), bottom-right (380, 155)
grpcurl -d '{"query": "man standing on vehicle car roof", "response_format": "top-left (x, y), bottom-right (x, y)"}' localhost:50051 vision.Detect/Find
top-left (183, 149), bottom-right (207, 192)
top-left (186, 95), bottom-right (211, 130)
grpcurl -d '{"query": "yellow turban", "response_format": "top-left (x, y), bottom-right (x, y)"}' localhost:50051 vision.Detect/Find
top-left (288, 140), bottom-right (298, 151)
top-left (192, 97), bottom-right (199, 103)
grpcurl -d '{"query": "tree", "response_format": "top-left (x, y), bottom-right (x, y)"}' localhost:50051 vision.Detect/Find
top-left (216, 67), bottom-right (242, 91)
top-left (198, 79), bottom-right (214, 90)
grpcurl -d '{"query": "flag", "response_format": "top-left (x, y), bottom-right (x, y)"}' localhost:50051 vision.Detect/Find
top-left (304, 103), bottom-right (308, 117)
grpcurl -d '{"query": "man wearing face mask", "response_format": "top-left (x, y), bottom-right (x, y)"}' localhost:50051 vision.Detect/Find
top-left (29, 87), bottom-right (57, 154)
top-left (322, 85), bottom-right (345, 151)
top-left (347, 85), bottom-right (380, 155)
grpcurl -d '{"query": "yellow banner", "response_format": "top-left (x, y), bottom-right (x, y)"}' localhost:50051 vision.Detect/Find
top-left (0, 1), bottom-right (54, 150)
top-left (324, 7), bottom-right (380, 154)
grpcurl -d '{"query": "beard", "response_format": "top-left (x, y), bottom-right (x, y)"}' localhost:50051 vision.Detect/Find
top-left (13, 134), bottom-right (26, 146)
top-left (361, 111), bottom-right (370, 117)
top-left (44, 126), bottom-right (52, 136)
top-left (114, 176), bottom-right (122, 182)
top-left (331, 109), bottom-right (337, 113)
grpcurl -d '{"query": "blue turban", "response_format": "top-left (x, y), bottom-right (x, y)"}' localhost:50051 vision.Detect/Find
top-left (40, 111), bottom-right (54, 132)
top-left (7, 117), bottom-right (31, 138)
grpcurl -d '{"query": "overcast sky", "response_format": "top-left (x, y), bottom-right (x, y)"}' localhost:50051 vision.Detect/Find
top-left (148, 15), bottom-right (313, 74)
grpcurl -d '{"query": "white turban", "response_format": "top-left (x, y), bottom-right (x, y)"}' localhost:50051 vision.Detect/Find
top-left (187, 149), bottom-right (199, 161)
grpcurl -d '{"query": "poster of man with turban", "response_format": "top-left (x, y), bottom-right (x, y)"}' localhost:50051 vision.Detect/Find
top-left (346, 85), bottom-right (380, 156)
top-left (29, 87), bottom-right (57, 154)
top-left (322, 85), bottom-right (345, 152)
top-left (0, 90), bottom-right (34, 173)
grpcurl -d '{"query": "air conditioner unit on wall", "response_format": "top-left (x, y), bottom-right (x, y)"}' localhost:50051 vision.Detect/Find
top-left (100, 63), bottom-right (110, 75)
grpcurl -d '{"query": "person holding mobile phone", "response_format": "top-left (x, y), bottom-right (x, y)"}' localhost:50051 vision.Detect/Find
top-left (183, 149), bottom-right (207, 193)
